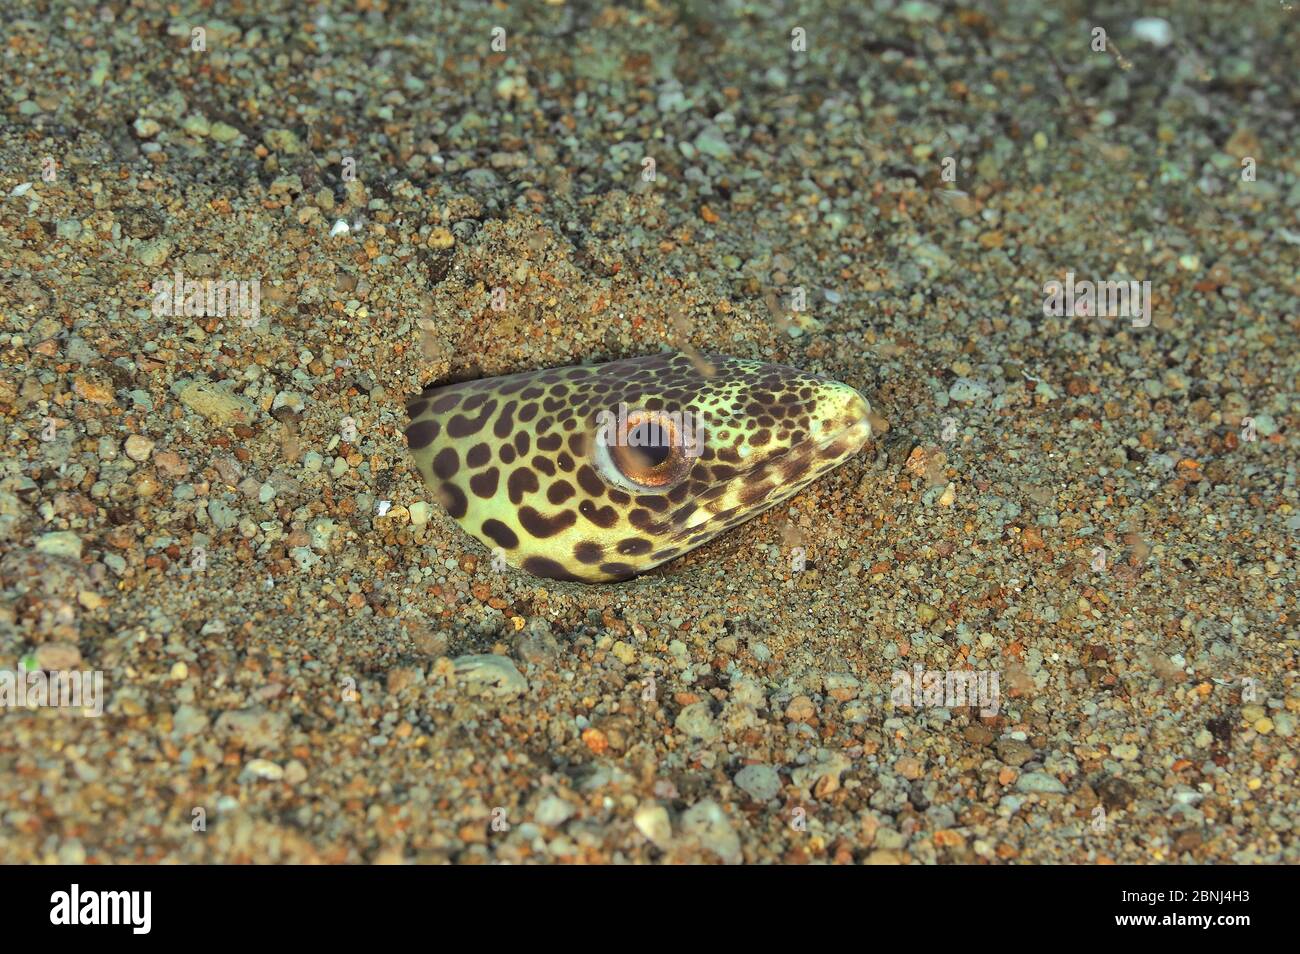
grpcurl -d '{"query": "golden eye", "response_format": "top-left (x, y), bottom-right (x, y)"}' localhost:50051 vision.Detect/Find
top-left (595, 408), bottom-right (698, 492)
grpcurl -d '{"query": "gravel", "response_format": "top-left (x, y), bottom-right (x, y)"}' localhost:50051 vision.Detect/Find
top-left (0, 1), bottom-right (1295, 865)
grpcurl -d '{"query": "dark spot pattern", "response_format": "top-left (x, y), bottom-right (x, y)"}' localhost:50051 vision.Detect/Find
top-left (482, 519), bottom-right (519, 549)
top-left (574, 542), bottom-right (604, 564)
top-left (576, 465), bottom-right (605, 497)
top-left (469, 467), bottom-right (500, 498)
top-left (579, 500), bottom-right (618, 528)
top-left (433, 448), bottom-right (459, 479)
top-left (518, 506), bottom-right (577, 538)
top-left (493, 401), bottom-right (517, 439)
top-left (547, 480), bottom-right (575, 504)
top-left (448, 399), bottom-right (498, 439)
top-left (523, 556), bottom-right (584, 582)
top-left (406, 419), bottom-right (439, 450)
top-left (507, 468), bottom-right (539, 505)
top-left (430, 393), bottom-right (459, 413)
top-left (440, 482), bottom-right (467, 519)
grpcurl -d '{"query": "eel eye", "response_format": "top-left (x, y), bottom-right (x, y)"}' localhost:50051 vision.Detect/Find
top-left (595, 408), bottom-right (699, 492)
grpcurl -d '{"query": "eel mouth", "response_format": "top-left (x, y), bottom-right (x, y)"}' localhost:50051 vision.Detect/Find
top-left (815, 388), bottom-right (874, 455)
top-left (703, 385), bottom-right (876, 520)
top-left (787, 384), bottom-right (875, 468)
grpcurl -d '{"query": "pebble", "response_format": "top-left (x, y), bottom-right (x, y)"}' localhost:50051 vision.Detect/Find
top-left (693, 127), bottom-right (733, 160)
top-left (35, 531), bottom-right (82, 560)
top-left (262, 128), bottom-right (303, 154)
top-left (1016, 772), bottom-right (1068, 794)
top-left (824, 673), bottom-right (860, 701)
top-left (214, 708), bottom-right (288, 750)
top-left (271, 391), bottom-right (306, 414)
top-left (124, 435), bottom-right (155, 462)
top-left (35, 642), bottom-right (82, 670)
top-left (1131, 17), bottom-right (1173, 47)
top-left (136, 238), bottom-right (173, 267)
top-left (72, 376), bottom-right (114, 404)
top-left (675, 701), bottom-right (720, 741)
top-left (996, 739), bottom-right (1034, 766)
top-left (535, 795), bottom-right (575, 827)
top-left (132, 117), bottom-right (161, 138)
top-left (516, 619), bottom-right (559, 665)
top-left (240, 759), bottom-right (285, 782)
top-left (172, 704), bottom-right (209, 738)
top-left (895, 756), bottom-right (925, 780)
top-left (633, 802), bottom-right (673, 849)
top-left (895, 0), bottom-right (941, 23)
top-left (208, 499), bottom-right (239, 530)
top-left (948, 378), bottom-right (992, 403)
top-left (177, 380), bottom-right (259, 426)
top-left (309, 518), bottom-right (336, 551)
top-left (57, 840), bottom-right (86, 864)
top-left (1250, 413), bottom-right (1277, 437)
top-left (680, 800), bottom-right (741, 864)
top-left (734, 764), bottom-right (781, 802)
top-left (452, 654), bottom-right (527, 700)
top-left (181, 114), bottom-right (210, 136)
top-left (785, 695), bottom-right (817, 723)
top-left (1112, 743), bottom-right (1140, 760)
top-left (209, 121), bottom-right (240, 143)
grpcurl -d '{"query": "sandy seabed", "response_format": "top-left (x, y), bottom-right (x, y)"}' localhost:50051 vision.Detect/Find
top-left (1, 1), bottom-right (1296, 864)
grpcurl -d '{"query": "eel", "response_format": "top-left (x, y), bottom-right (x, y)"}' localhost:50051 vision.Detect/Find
top-left (404, 351), bottom-right (874, 582)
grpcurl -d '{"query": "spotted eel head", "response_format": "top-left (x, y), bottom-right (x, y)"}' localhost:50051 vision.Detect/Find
top-left (405, 352), bottom-right (873, 583)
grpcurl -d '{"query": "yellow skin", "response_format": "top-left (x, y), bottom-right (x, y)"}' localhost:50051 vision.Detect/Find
top-left (405, 352), bottom-right (873, 582)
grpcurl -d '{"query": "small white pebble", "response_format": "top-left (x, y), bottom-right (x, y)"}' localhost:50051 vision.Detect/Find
top-left (124, 434), bottom-right (155, 462)
top-left (1131, 17), bottom-right (1172, 47)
